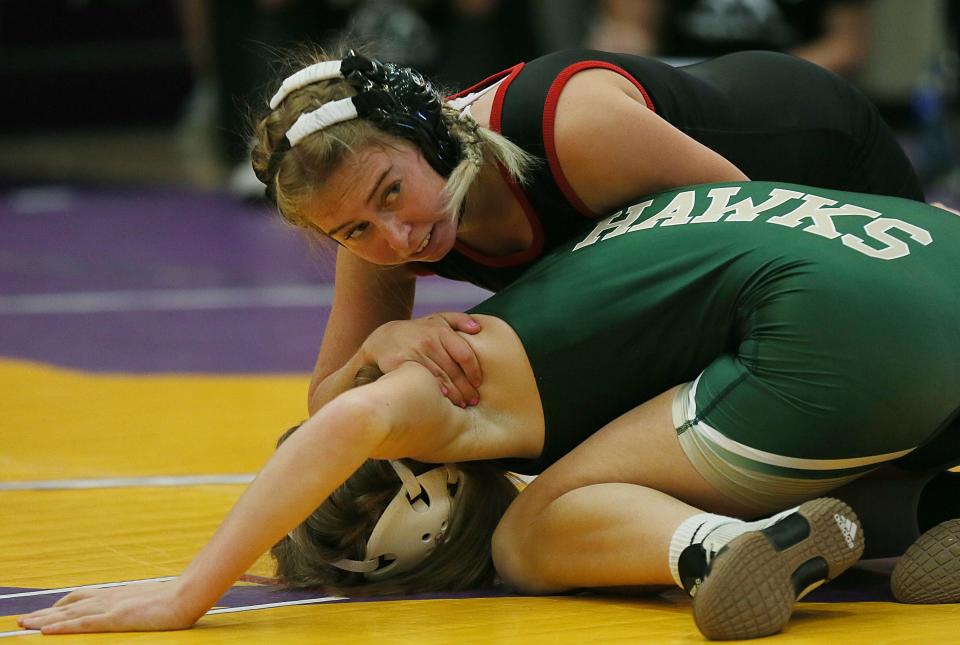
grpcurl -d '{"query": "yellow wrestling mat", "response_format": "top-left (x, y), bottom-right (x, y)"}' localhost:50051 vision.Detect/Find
top-left (2, 358), bottom-right (958, 643)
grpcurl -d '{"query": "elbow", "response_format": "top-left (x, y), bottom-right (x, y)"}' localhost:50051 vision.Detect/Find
top-left (491, 522), bottom-right (529, 590)
top-left (306, 362), bottom-right (347, 416)
top-left (309, 389), bottom-right (394, 451)
top-left (306, 378), bottom-right (328, 417)
top-left (306, 383), bottom-right (320, 417)
top-left (306, 368), bottom-right (326, 416)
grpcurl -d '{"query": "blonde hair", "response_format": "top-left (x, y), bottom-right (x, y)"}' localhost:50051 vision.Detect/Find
top-left (251, 46), bottom-right (536, 238)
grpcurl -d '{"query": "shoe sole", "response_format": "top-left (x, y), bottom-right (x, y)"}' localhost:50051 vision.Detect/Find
top-left (692, 497), bottom-right (864, 641)
top-left (891, 518), bottom-right (960, 604)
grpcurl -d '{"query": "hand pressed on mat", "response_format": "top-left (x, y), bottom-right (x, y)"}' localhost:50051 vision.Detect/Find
top-left (18, 580), bottom-right (196, 634)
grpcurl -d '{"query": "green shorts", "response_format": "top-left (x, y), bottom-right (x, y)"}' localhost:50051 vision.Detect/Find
top-left (672, 378), bottom-right (914, 512)
top-left (667, 195), bottom-right (960, 509)
top-left (476, 182), bottom-right (960, 480)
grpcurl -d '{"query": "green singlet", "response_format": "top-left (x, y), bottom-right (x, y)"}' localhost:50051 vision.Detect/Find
top-left (471, 182), bottom-right (960, 509)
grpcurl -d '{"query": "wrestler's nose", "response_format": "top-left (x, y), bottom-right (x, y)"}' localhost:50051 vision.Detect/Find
top-left (381, 217), bottom-right (415, 255)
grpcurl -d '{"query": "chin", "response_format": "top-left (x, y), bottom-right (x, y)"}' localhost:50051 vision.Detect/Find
top-left (431, 237), bottom-right (457, 262)
top-left (416, 252), bottom-right (443, 264)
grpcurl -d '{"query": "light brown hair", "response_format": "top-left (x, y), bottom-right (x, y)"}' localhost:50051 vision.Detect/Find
top-left (270, 366), bottom-right (520, 595)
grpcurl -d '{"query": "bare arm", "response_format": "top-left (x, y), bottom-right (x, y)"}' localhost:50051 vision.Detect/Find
top-left (18, 388), bottom-right (395, 633)
top-left (308, 248), bottom-right (416, 414)
top-left (553, 69), bottom-right (748, 215)
top-left (19, 345), bottom-right (537, 634)
top-left (21, 317), bottom-right (542, 633)
top-left (316, 316), bottom-right (542, 464)
top-left (309, 249), bottom-right (483, 414)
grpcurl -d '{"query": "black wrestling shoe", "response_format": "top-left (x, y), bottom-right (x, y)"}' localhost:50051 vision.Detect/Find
top-left (681, 498), bottom-right (864, 641)
top-left (891, 518), bottom-right (960, 604)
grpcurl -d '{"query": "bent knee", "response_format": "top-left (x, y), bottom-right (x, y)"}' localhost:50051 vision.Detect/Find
top-left (491, 514), bottom-right (567, 594)
top-left (490, 520), bottom-right (525, 588)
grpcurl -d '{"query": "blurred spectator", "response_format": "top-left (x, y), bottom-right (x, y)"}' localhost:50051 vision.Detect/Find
top-left (587, 0), bottom-right (872, 77)
top-left (179, 1), bottom-right (349, 167)
top-left (529, 0), bottom-right (594, 53)
top-left (178, 0), bottom-right (541, 196)
top-left (947, 0), bottom-right (960, 115)
top-left (428, 0), bottom-right (540, 89)
top-left (0, 1), bottom-right (192, 130)
top-left (910, 0), bottom-right (959, 186)
top-left (178, 0), bottom-right (350, 194)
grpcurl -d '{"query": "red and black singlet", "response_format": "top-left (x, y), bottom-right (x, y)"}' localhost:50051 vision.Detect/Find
top-left (419, 49), bottom-right (921, 292)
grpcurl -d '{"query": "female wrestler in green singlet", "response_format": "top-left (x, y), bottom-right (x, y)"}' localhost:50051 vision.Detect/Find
top-left (20, 183), bottom-right (960, 640)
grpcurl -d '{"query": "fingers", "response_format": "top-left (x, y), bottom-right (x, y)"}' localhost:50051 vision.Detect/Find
top-left (416, 329), bottom-right (480, 407)
top-left (435, 313), bottom-right (483, 403)
top-left (53, 589), bottom-right (90, 606)
top-left (424, 356), bottom-right (471, 408)
top-left (41, 615), bottom-right (108, 634)
top-left (19, 580), bottom-right (193, 634)
top-left (366, 315), bottom-right (484, 406)
top-left (20, 601), bottom-right (80, 623)
top-left (438, 333), bottom-right (482, 404)
top-left (19, 607), bottom-right (56, 626)
top-left (19, 599), bottom-right (104, 633)
top-left (442, 312), bottom-right (482, 334)
top-left (417, 351), bottom-right (469, 408)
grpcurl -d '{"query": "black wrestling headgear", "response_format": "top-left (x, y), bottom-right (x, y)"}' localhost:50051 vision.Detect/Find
top-left (257, 52), bottom-right (464, 203)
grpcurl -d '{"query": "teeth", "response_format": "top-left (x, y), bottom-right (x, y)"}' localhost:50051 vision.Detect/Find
top-left (416, 233), bottom-right (431, 254)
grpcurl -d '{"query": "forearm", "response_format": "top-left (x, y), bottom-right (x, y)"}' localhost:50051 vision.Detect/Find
top-left (307, 254), bottom-right (415, 416)
top-left (308, 348), bottom-right (371, 415)
top-left (174, 396), bottom-right (388, 619)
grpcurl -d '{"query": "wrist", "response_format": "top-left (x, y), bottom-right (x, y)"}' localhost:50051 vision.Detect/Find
top-left (167, 576), bottom-right (214, 625)
top-left (308, 351), bottom-right (375, 415)
top-left (354, 341), bottom-right (376, 371)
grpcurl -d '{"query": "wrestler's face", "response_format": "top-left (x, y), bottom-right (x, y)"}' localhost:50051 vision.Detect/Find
top-left (304, 141), bottom-right (457, 266)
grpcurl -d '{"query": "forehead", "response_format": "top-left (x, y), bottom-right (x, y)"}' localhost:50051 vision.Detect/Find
top-left (305, 146), bottom-right (392, 220)
top-left (333, 145), bottom-right (392, 191)
top-left (305, 141), bottom-right (423, 223)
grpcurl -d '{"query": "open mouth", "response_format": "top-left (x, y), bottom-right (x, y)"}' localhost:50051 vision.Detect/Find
top-left (415, 229), bottom-right (432, 255)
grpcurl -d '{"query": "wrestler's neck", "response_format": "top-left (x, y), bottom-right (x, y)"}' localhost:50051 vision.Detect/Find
top-left (455, 159), bottom-right (534, 256)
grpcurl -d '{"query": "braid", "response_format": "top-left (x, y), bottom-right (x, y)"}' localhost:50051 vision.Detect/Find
top-left (439, 105), bottom-right (537, 221)
top-left (449, 108), bottom-right (486, 171)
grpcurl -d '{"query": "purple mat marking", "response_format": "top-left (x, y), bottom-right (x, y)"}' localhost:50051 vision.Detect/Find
top-left (0, 569), bottom-right (896, 618)
top-left (3, 183), bottom-right (957, 374)
top-left (0, 187), bottom-right (329, 294)
top-left (0, 297), bottom-right (485, 373)
top-left (0, 583), bottom-right (519, 617)
top-left (0, 186), bottom-right (488, 373)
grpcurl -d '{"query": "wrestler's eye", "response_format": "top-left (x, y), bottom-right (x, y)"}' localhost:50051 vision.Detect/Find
top-left (383, 181), bottom-right (401, 207)
top-left (344, 222), bottom-right (369, 241)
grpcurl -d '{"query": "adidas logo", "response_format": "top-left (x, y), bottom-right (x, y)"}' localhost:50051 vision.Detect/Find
top-left (677, 544), bottom-right (712, 598)
top-left (834, 513), bottom-right (858, 549)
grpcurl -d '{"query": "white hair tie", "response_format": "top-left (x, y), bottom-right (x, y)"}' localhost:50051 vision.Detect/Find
top-left (270, 60), bottom-right (344, 109)
top-left (259, 52), bottom-right (462, 187)
top-left (286, 98), bottom-right (359, 145)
